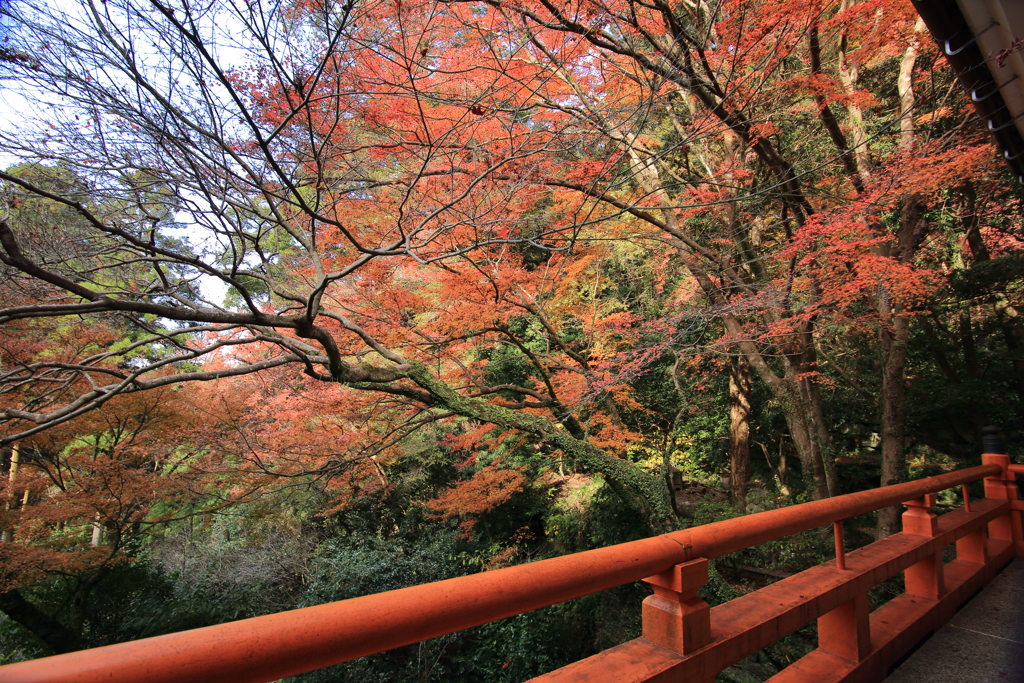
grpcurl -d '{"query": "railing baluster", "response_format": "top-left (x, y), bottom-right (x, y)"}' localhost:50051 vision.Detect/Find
top-left (834, 520), bottom-right (846, 571)
top-left (902, 493), bottom-right (946, 600)
top-left (983, 452), bottom-right (1016, 541)
top-left (818, 593), bottom-right (871, 663)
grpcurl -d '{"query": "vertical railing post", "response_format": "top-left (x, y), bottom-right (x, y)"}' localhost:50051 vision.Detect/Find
top-left (818, 593), bottom-right (871, 663)
top-left (981, 427), bottom-right (1023, 555)
top-left (642, 557), bottom-right (712, 665)
top-left (956, 514), bottom-right (990, 565)
top-left (956, 464), bottom-right (989, 563)
top-left (981, 448), bottom-right (1024, 556)
top-left (833, 521), bottom-right (846, 570)
top-left (902, 493), bottom-right (946, 599)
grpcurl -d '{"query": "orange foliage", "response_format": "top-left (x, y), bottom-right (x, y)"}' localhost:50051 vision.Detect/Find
top-left (425, 463), bottom-right (527, 536)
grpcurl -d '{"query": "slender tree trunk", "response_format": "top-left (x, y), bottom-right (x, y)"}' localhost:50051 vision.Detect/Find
top-left (897, 21), bottom-right (924, 150)
top-left (876, 307), bottom-right (910, 537)
top-left (733, 344), bottom-right (830, 500)
top-left (837, 0), bottom-right (872, 185)
top-left (876, 25), bottom-right (926, 539)
top-left (682, 263), bottom-right (832, 501)
top-left (798, 338), bottom-right (839, 497)
top-left (778, 437), bottom-right (788, 491)
top-left (780, 395), bottom-right (830, 501)
top-left (90, 513), bottom-right (104, 547)
top-left (1, 443), bottom-right (20, 543)
top-left (806, 381), bottom-right (839, 497)
top-left (875, 199), bottom-right (922, 537)
top-left (631, 81), bottom-right (837, 504)
top-left (876, 207), bottom-right (922, 538)
top-left (758, 440), bottom-right (791, 497)
top-left (729, 355), bottom-right (752, 513)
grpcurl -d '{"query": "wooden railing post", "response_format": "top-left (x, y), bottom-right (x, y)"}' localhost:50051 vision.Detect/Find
top-left (978, 450), bottom-right (1019, 536)
top-left (818, 592), bottom-right (871, 663)
top-left (981, 451), bottom-right (1023, 556)
top-left (956, 523), bottom-right (990, 565)
top-left (902, 493), bottom-right (945, 599)
top-left (641, 557), bottom-right (711, 658)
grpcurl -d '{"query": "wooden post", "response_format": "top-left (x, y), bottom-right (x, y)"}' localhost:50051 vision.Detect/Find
top-left (902, 493), bottom-right (945, 599)
top-left (642, 558), bottom-right (711, 658)
top-left (834, 521), bottom-right (847, 570)
top-left (981, 451), bottom-right (1021, 555)
top-left (978, 426), bottom-right (1024, 555)
top-left (956, 524), bottom-right (990, 565)
top-left (818, 592), bottom-right (871, 663)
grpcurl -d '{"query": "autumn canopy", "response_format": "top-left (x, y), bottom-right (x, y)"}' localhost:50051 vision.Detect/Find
top-left (0, 0), bottom-right (1022, 671)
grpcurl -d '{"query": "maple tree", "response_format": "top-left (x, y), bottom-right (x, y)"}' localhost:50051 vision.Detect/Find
top-left (0, 380), bottom-right (276, 654)
top-left (0, 0), bottom-right (1022, 592)
top-left (414, 0), bottom-right (1021, 525)
top-left (1, 0), bottom-right (1024, 674)
top-left (0, 0), bottom-right (689, 542)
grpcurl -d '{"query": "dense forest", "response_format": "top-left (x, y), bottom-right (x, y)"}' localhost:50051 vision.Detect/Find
top-left (0, 0), bottom-right (1021, 679)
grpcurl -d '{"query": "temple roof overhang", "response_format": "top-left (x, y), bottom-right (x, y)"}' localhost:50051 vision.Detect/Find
top-left (915, 0), bottom-right (1024, 182)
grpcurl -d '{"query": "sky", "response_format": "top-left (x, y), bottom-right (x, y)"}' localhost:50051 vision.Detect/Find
top-left (0, 0), bottom-right (246, 305)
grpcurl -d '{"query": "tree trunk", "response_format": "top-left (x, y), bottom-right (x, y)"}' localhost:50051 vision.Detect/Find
top-left (735, 346), bottom-right (830, 500)
top-left (90, 513), bottom-right (104, 547)
top-left (779, 392), bottom-right (830, 501)
top-left (798, 338), bottom-right (839, 497)
top-left (876, 28), bottom-right (925, 539)
top-left (876, 199), bottom-right (923, 538)
top-left (625, 94), bottom-right (836, 504)
top-left (729, 355), bottom-right (752, 513)
top-left (1, 443), bottom-right (20, 543)
top-left (682, 261), bottom-right (833, 501)
top-left (0, 589), bottom-right (81, 655)
top-left (806, 381), bottom-right (839, 497)
top-left (876, 308), bottom-right (910, 537)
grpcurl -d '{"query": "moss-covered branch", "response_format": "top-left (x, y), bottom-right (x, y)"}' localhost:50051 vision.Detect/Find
top-left (385, 360), bottom-right (679, 534)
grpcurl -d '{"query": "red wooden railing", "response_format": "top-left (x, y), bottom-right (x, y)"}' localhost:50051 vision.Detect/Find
top-left (3, 452), bottom-right (1022, 683)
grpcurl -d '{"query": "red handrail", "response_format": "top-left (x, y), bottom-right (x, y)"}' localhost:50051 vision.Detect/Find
top-left (0, 463), bottom-right (1006, 683)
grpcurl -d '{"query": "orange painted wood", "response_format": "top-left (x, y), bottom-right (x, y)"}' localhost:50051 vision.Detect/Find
top-left (523, 639), bottom-right (685, 683)
top-left (818, 593), bottom-right (871, 663)
top-left (641, 558), bottom-right (711, 655)
top-left (765, 649), bottom-right (856, 683)
top-left (766, 539), bottom-right (1014, 683)
top-left (834, 522), bottom-right (846, 570)
top-left (983, 454), bottom-right (1020, 553)
top-left (0, 464), bottom-right (1012, 683)
top-left (532, 500), bottom-right (1012, 683)
top-left (901, 493), bottom-right (938, 536)
top-left (902, 495), bottom-right (945, 600)
top-left (538, 539), bottom-right (1015, 683)
top-left (956, 527), bottom-right (989, 564)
